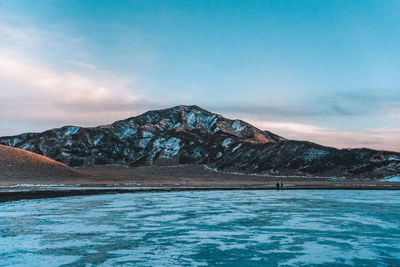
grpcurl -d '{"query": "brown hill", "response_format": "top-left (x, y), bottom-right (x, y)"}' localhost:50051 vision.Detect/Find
top-left (0, 144), bottom-right (80, 184)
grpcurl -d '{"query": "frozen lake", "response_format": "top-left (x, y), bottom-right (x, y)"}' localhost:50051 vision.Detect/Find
top-left (1, 190), bottom-right (399, 266)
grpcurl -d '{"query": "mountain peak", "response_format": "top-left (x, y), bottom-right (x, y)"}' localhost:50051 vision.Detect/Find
top-left (139, 104), bottom-right (213, 118)
top-left (114, 104), bottom-right (280, 143)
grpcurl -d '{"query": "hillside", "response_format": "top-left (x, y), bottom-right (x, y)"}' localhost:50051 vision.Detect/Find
top-left (0, 144), bottom-right (80, 184)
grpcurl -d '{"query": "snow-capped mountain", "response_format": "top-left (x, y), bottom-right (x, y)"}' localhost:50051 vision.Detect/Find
top-left (1, 105), bottom-right (399, 178)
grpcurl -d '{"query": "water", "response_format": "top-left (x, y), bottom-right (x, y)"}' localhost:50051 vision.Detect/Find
top-left (0, 190), bottom-right (399, 266)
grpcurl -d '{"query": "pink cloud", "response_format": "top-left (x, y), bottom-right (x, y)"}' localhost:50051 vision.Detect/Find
top-left (248, 120), bottom-right (400, 152)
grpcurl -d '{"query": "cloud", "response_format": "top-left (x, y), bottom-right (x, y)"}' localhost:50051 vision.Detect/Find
top-left (316, 91), bottom-right (400, 116)
top-left (0, 21), bottom-right (159, 134)
top-left (212, 104), bottom-right (316, 120)
top-left (0, 49), bottom-right (155, 124)
top-left (247, 119), bottom-right (400, 152)
top-left (0, 50), bottom-right (136, 106)
top-left (210, 90), bottom-right (400, 122)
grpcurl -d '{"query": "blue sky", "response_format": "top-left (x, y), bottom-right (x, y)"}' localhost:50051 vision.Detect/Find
top-left (1, 0), bottom-right (400, 151)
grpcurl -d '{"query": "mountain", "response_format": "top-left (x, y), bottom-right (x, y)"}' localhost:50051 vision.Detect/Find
top-left (0, 144), bottom-right (79, 180)
top-left (0, 105), bottom-right (283, 167)
top-left (210, 140), bottom-right (400, 179)
top-left (1, 105), bottom-right (399, 178)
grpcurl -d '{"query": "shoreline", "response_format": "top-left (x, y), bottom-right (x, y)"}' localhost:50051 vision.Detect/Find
top-left (1, 185), bottom-right (400, 203)
top-left (1, 165), bottom-right (399, 203)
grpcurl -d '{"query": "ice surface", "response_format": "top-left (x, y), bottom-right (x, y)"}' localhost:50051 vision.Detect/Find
top-left (1, 190), bottom-right (399, 266)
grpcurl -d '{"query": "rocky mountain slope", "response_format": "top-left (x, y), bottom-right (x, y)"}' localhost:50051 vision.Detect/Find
top-left (210, 140), bottom-right (400, 179)
top-left (1, 105), bottom-right (399, 178)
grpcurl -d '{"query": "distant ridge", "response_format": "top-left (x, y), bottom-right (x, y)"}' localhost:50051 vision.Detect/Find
top-left (1, 105), bottom-right (399, 179)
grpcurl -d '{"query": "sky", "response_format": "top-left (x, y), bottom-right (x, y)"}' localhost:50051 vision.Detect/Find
top-left (1, 0), bottom-right (400, 151)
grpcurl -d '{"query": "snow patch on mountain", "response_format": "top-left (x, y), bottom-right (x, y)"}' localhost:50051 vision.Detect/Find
top-left (232, 120), bottom-right (246, 132)
top-left (22, 142), bottom-right (34, 151)
top-left (161, 119), bottom-right (181, 128)
top-left (10, 138), bottom-right (21, 147)
top-left (152, 137), bottom-right (181, 159)
top-left (163, 138), bottom-right (181, 158)
top-left (139, 138), bottom-right (151, 148)
top-left (142, 131), bottom-right (154, 138)
top-left (117, 126), bottom-right (137, 139)
top-left (63, 127), bottom-right (79, 138)
top-left (186, 110), bottom-right (217, 132)
top-left (198, 114), bottom-right (217, 132)
top-left (381, 176), bottom-right (400, 182)
top-left (61, 152), bottom-right (71, 157)
top-left (93, 134), bottom-right (104, 146)
top-left (192, 147), bottom-right (204, 160)
top-left (170, 121), bottom-right (181, 128)
top-left (222, 138), bottom-right (232, 149)
top-left (303, 148), bottom-right (330, 163)
top-left (187, 112), bottom-right (196, 128)
top-left (232, 143), bottom-right (242, 152)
